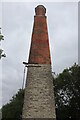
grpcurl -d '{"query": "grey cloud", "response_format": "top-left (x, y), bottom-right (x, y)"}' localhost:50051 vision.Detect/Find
top-left (1, 2), bottom-right (78, 106)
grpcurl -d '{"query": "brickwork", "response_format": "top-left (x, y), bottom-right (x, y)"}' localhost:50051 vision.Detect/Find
top-left (22, 65), bottom-right (56, 118)
top-left (28, 7), bottom-right (51, 64)
top-left (35, 5), bottom-right (46, 16)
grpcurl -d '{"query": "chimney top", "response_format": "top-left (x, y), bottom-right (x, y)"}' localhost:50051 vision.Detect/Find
top-left (35, 5), bottom-right (46, 16)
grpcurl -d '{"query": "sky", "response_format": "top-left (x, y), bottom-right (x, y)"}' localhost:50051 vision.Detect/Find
top-left (0, 2), bottom-right (78, 108)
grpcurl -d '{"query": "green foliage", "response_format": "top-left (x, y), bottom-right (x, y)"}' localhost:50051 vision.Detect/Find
top-left (0, 35), bottom-right (4, 41)
top-left (1, 89), bottom-right (24, 120)
top-left (0, 28), bottom-right (5, 59)
top-left (0, 109), bottom-right (2, 120)
top-left (54, 63), bottom-right (80, 120)
top-left (0, 49), bottom-right (3, 59)
top-left (0, 28), bottom-right (4, 41)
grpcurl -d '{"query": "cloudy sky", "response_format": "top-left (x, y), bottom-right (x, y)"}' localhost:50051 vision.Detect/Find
top-left (0, 2), bottom-right (78, 108)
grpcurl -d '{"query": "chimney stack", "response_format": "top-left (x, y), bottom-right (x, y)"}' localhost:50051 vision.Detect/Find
top-left (22, 5), bottom-right (56, 120)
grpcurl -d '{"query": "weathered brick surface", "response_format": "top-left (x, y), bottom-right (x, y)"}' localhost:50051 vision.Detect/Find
top-left (28, 8), bottom-right (51, 64)
top-left (35, 5), bottom-right (46, 16)
top-left (22, 64), bottom-right (56, 118)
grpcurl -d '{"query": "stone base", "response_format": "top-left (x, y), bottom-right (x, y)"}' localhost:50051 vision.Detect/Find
top-left (22, 64), bottom-right (56, 119)
top-left (22, 118), bottom-right (56, 120)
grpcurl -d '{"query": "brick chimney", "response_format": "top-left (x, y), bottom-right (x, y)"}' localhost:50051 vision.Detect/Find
top-left (28, 5), bottom-right (51, 64)
top-left (22, 5), bottom-right (56, 119)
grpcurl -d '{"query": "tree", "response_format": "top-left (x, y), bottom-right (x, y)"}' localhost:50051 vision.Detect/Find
top-left (0, 28), bottom-right (6, 59)
top-left (54, 63), bottom-right (80, 120)
top-left (1, 89), bottom-right (24, 120)
top-left (0, 28), bottom-right (4, 41)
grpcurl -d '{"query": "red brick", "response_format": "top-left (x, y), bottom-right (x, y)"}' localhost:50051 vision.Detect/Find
top-left (28, 6), bottom-right (51, 64)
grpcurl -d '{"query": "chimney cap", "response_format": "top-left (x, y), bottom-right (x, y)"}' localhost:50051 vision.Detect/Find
top-left (35, 5), bottom-right (46, 16)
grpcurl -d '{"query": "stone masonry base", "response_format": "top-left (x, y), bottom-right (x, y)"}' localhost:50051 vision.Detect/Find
top-left (22, 64), bottom-right (56, 119)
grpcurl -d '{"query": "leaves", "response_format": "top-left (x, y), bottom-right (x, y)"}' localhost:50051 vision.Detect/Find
top-left (54, 63), bottom-right (80, 120)
top-left (1, 89), bottom-right (24, 120)
top-left (0, 49), bottom-right (3, 59)
top-left (0, 35), bottom-right (4, 41)
top-left (0, 28), bottom-right (6, 59)
top-left (0, 28), bottom-right (4, 41)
